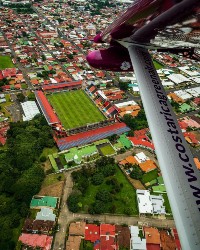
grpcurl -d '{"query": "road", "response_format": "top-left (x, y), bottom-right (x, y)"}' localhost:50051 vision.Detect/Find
top-left (53, 170), bottom-right (175, 250)
top-left (53, 171), bottom-right (73, 250)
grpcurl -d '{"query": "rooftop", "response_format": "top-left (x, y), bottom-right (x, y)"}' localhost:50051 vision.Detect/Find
top-left (30, 196), bottom-right (58, 209)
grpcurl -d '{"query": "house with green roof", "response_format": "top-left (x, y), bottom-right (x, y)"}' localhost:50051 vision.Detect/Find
top-left (179, 103), bottom-right (194, 113)
top-left (152, 176), bottom-right (166, 193)
top-left (64, 144), bottom-right (98, 165)
top-left (118, 134), bottom-right (132, 149)
top-left (152, 185), bottom-right (166, 193)
top-left (30, 196), bottom-right (58, 210)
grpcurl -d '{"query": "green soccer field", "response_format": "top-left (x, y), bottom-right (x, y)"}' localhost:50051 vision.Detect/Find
top-left (0, 55), bottom-right (15, 69)
top-left (47, 90), bottom-right (106, 130)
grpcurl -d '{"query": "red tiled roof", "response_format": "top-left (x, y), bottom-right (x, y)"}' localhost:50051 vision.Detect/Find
top-left (129, 136), bottom-right (155, 150)
top-left (147, 243), bottom-right (161, 250)
top-left (2, 85), bottom-right (10, 90)
top-left (193, 97), bottom-right (200, 105)
top-left (178, 121), bottom-right (188, 130)
top-left (42, 80), bottom-right (82, 91)
top-left (184, 132), bottom-right (199, 144)
top-left (19, 233), bottom-right (53, 250)
top-left (2, 68), bottom-right (17, 78)
top-left (35, 91), bottom-right (60, 124)
top-left (134, 128), bottom-right (149, 137)
top-left (0, 71), bottom-right (3, 80)
top-left (0, 136), bottom-right (6, 145)
top-left (172, 229), bottom-right (181, 250)
top-left (85, 224), bottom-right (100, 243)
top-left (100, 224), bottom-right (115, 236)
top-left (100, 235), bottom-right (117, 250)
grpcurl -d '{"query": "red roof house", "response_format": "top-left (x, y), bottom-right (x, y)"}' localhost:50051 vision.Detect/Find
top-left (85, 224), bottom-right (100, 243)
top-left (19, 233), bottom-right (53, 250)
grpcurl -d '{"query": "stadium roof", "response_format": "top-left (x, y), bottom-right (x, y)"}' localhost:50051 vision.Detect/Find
top-left (56, 122), bottom-right (130, 151)
top-left (42, 80), bottom-right (82, 91)
top-left (35, 91), bottom-right (60, 124)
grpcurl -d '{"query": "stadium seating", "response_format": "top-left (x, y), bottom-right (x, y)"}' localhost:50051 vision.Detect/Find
top-left (35, 91), bottom-right (60, 125)
top-left (56, 122), bottom-right (130, 151)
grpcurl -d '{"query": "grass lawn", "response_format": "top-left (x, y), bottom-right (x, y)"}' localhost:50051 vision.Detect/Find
top-left (153, 60), bottom-right (164, 70)
top-left (40, 146), bottom-right (58, 158)
top-left (41, 173), bottom-right (64, 187)
top-left (58, 153), bottom-right (67, 166)
top-left (100, 144), bottom-right (115, 156)
top-left (47, 90), bottom-right (106, 130)
top-left (162, 193), bottom-right (172, 214)
top-left (142, 169), bottom-right (158, 184)
top-left (0, 55), bottom-right (15, 69)
top-left (80, 165), bottom-right (138, 215)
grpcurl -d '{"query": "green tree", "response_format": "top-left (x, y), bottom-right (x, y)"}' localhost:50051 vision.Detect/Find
top-left (101, 164), bottom-right (116, 177)
top-left (92, 172), bottom-right (104, 185)
top-left (96, 189), bottom-right (112, 203)
top-left (40, 156), bottom-right (47, 162)
top-left (130, 165), bottom-right (143, 180)
top-left (119, 81), bottom-right (128, 91)
top-left (16, 93), bottom-right (25, 102)
top-left (67, 194), bottom-right (81, 213)
top-left (89, 200), bottom-right (107, 214)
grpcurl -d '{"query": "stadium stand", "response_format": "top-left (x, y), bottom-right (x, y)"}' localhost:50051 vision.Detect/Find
top-left (35, 91), bottom-right (60, 125)
top-left (56, 122), bottom-right (130, 151)
top-left (42, 80), bottom-right (82, 92)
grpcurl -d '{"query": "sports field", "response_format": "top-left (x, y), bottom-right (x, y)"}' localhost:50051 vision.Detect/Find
top-left (47, 90), bottom-right (106, 130)
top-left (0, 55), bottom-right (15, 69)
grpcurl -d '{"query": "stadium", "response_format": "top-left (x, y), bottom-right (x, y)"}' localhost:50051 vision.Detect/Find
top-left (35, 84), bottom-right (130, 151)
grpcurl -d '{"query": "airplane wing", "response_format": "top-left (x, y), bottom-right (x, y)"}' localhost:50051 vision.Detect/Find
top-left (87, 1), bottom-right (200, 249)
top-left (128, 45), bottom-right (200, 250)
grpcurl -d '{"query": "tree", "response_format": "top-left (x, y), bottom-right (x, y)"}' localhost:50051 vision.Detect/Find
top-left (67, 194), bottom-right (81, 213)
top-left (40, 156), bottom-right (46, 162)
top-left (41, 54), bottom-right (46, 61)
top-left (101, 164), bottom-right (116, 177)
top-left (96, 189), bottom-right (112, 203)
top-left (16, 93), bottom-right (25, 103)
top-left (119, 81), bottom-right (128, 91)
top-left (130, 165), bottom-right (143, 180)
top-left (92, 172), bottom-right (104, 185)
top-left (67, 54), bottom-right (74, 60)
top-left (89, 200), bottom-right (107, 214)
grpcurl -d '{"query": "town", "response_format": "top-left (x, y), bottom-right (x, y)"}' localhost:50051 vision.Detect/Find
top-left (0, 0), bottom-right (199, 250)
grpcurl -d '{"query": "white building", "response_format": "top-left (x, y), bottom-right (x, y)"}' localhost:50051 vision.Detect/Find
top-left (136, 190), bottom-right (166, 215)
top-left (174, 90), bottom-right (192, 100)
top-left (135, 152), bottom-right (148, 163)
top-left (167, 73), bottom-right (190, 84)
top-left (115, 100), bottom-right (138, 108)
top-left (21, 101), bottom-right (40, 121)
top-left (130, 226), bottom-right (146, 250)
top-left (186, 87), bottom-right (200, 97)
top-left (178, 66), bottom-right (200, 77)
